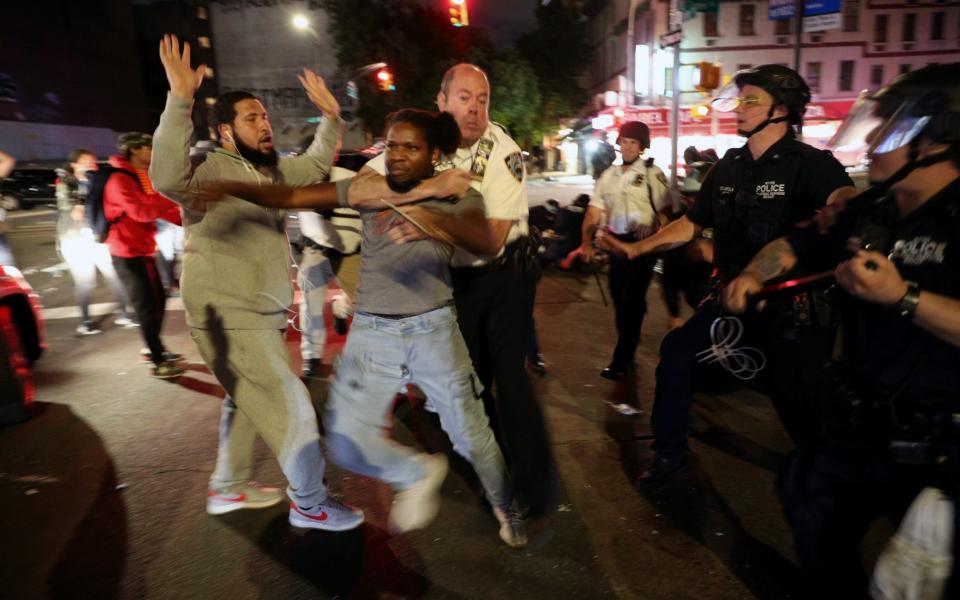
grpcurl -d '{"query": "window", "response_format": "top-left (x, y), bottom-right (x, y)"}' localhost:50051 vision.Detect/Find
top-left (739, 4), bottom-right (755, 36)
top-left (198, 36), bottom-right (211, 49)
top-left (870, 64), bottom-right (884, 89)
top-left (197, 5), bottom-right (208, 20)
top-left (874, 14), bottom-right (888, 43)
top-left (775, 18), bottom-right (792, 36)
top-left (704, 11), bottom-right (718, 37)
top-left (931, 12), bottom-right (945, 40)
top-left (843, 0), bottom-right (859, 32)
top-left (903, 13), bottom-right (916, 42)
top-left (900, 64), bottom-right (911, 75)
top-left (204, 66), bottom-right (215, 79)
top-left (838, 60), bottom-right (855, 91)
top-left (806, 62), bottom-right (821, 94)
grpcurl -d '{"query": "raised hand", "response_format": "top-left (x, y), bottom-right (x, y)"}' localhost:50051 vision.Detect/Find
top-left (298, 69), bottom-right (340, 118)
top-left (159, 34), bottom-right (206, 100)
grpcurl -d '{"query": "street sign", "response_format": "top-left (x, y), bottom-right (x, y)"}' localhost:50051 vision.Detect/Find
top-left (768, 0), bottom-right (794, 20)
top-left (804, 12), bottom-right (841, 31)
top-left (803, 0), bottom-right (841, 16)
top-left (660, 29), bottom-right (683, 48)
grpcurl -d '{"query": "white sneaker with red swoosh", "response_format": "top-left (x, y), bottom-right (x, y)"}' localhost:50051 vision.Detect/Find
top-left (289, 498), bottom-right (365, 531)
top-left (206, 483), bottom-right (284, 515)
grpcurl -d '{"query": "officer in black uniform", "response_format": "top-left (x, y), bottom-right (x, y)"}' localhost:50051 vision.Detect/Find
top-left (599, 64), bottom-right (857, 486)
top-left (723, 62), bottom-right (960, 598)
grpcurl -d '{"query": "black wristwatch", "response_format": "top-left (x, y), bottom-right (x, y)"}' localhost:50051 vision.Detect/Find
top-left (896, 281), bottom-right (921, 320)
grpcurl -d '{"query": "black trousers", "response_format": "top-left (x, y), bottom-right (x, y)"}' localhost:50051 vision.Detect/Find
top-left (452, 260), bottom-right (554, 517)
top-left (650, 300), bottom-right (835, 459)
top-left (778, 439), bottom-right (960, 598)
top-left (113, 255), bottom-right (167, 365)
top-left (607, 252), bottom-right (657, 372)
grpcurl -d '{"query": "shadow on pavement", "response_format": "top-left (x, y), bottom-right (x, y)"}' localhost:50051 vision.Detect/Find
top-left (0, 402), bottom-right (127, 599)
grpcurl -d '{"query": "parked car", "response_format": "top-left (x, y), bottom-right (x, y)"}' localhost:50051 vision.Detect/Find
top-left (0, 166), bottom-right (59, 210)
top-left (0, 265), bottom-right (45, 424)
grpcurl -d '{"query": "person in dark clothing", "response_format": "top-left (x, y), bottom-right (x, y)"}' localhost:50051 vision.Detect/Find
top-left (103, 132), bottom-right (184, 378)
top-left (723, 63), bottom-right (960, 599)
top-left (600, 65), bottom-right (857, 486)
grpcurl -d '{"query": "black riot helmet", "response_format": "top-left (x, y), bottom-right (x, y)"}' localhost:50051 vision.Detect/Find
top-left (713, 64), bottom-right (811, 138)
top-left (830, 63), bottom-right (960, 186)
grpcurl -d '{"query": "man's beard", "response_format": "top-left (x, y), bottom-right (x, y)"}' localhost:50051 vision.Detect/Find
top-left (235, 136), bottom-right (278, 168)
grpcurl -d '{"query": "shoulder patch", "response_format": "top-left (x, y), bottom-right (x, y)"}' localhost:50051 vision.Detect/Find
top-left (656, 172), bottom-right (668, 187)
top-left (505, 152), bottom-right (525, 183)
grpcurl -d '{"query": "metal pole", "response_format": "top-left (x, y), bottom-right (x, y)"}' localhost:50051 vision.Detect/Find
top-left (669, 0), bottom-right (684, 192)
top-left (793, 0), bottom-right (803, 72)
top-left (626, 0), bottom-right (638, 107)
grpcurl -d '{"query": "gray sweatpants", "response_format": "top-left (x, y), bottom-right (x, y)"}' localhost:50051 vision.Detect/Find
top-left (190, 327), bottom-right (328, 507)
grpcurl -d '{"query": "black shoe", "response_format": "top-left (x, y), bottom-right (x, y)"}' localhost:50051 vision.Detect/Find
top-left (527, 354), bottom-right (547, 377)
top-left (637, 454), bottom-right (688, 488)
top-left (600, 366), bottom-right (626, 381)
top-left (301, 358), bottom-right (322, 379)
top-left (334, 316), bottom-right (348, 336)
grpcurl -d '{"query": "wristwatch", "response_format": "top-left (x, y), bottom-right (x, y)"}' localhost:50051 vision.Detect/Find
top-left (896, 280), bottom-right (921, 319)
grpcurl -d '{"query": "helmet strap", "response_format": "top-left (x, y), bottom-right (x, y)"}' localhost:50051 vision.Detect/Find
top-left (873, 145), bottom-right (958, 192)
top-left (738, 114), bottom-right (790, 139)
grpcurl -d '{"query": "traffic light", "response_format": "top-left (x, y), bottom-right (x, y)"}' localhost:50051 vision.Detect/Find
top-left (694, 62), bottom-right (721, 92)
top-left (376, 68), bottom-right (395, 92)
top-left (449, 0), bottom-right (469, 27)
top-left (690, 103), bottom-right (711, 120)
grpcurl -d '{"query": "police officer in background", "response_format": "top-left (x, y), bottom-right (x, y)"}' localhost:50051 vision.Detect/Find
top-left (600, 64), bottom-right (857, 486)
top-left (581, 121), bottom-right (670, 381)
top-left (723, 62), bottom-right (960, 598)
top-left (353, 64), bottom-right (554, 519)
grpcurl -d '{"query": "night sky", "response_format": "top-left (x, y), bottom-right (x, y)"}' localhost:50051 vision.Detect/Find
top-left (418, 0), bottom-right (539, 50)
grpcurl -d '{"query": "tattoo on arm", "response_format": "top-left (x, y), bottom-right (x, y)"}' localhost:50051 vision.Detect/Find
top-left (747, 239), bottom-right (796, 281)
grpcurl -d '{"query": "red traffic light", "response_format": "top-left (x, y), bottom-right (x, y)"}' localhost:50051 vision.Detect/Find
top-left (449, 0), bottom-right (469, 27)
top-left (376, 68), bottom-right (395, 92)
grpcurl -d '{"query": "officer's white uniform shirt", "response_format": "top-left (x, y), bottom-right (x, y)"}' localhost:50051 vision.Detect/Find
top-left (590, 158), bottom-right (670, 235)
top-left (299, 166), bottom-right (361, 253)
top-left (366, 122), bottom-right (528, 267)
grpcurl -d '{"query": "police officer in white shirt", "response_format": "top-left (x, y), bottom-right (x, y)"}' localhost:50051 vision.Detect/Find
top-left (356, 64), bottom-right (555, 520)
top-left (581, 121), bottom-right (670, 381)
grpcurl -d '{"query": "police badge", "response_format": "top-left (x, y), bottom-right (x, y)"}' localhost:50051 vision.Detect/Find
top-left (505, 152), bottom-right (524, 183)
top-left (633, 173), bottom-right (646, 186)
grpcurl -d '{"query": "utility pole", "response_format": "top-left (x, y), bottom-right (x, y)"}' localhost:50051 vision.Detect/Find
top-left (626, 0), bottom-right (639, 106)
top-left (669, 0), bottom-right (685, 192)
top-left (793, 0), bottom-right (803, 72)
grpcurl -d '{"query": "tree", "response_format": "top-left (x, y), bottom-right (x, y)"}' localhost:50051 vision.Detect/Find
top-left (321, 0), bottom-right (495, 136)
top-left (488, 52), bottom-right (541, 147)
top-left (516, 1), bottom-right (591, 135)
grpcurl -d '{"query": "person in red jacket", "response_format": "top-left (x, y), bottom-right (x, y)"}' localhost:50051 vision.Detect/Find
top-left (104, 132), bottom-right (184, 378)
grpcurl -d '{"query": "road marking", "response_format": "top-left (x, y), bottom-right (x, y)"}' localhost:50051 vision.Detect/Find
top-left (42, 298), bottom-right (185, 320)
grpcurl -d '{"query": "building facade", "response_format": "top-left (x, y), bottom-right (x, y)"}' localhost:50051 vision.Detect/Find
top-left (582, 0), bottom-right (960, 167)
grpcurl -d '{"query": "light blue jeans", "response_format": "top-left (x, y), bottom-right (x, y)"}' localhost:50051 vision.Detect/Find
top-left (326, 305), bottom-right (510, 508)
top-left (297, 247), bottom-right (336, 361)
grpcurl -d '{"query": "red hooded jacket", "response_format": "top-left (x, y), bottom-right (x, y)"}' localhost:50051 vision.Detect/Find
top-left (103, 155), bottom-right (181, 258)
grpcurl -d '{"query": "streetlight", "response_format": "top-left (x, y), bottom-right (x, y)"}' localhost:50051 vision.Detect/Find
top-left (292, 14), bottom-right (310, 32)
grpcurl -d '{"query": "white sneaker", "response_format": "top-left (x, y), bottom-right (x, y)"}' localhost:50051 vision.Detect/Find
top-left (115, 316), bottom-right (139, 327)
top-left (289, 497), bottom-right (365, 531)
top-left (206, 483), bottom-right (285, 515)
top-left (493, 504), bottom-right (528, 548)
top-left (388, 453), bottom-right (448, 534)
top-left (76, 322), bottom-right (102, 336)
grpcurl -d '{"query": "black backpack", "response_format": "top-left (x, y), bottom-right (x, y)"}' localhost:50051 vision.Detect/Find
top-left (85, 166), bottom-right (139, 243)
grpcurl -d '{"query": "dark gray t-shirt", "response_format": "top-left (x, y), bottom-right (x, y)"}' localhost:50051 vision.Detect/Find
top-left (353, 188), bottom-right (485, 316)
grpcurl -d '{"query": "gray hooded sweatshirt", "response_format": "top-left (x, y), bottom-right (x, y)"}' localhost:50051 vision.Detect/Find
top-left (150, 93), bottom-right (340, 330)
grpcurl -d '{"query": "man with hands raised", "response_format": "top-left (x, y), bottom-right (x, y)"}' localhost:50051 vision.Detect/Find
top-left (149, 34), bottom-right (365, 530)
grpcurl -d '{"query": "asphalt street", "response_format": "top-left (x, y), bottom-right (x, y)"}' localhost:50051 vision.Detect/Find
top-left (0, 180), bottom-right (882, 599)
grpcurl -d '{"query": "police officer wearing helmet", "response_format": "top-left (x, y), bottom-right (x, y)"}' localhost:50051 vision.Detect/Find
top-left (724, 62), bottom-right (960, 598)
top-left (599, 64), bottom-right (857, 486)
top-left (581, 121), bottom-right (670, 381)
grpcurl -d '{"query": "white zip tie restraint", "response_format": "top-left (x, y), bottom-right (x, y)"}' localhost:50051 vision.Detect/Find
top-left (696, 316), bottom-right (767, 381)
